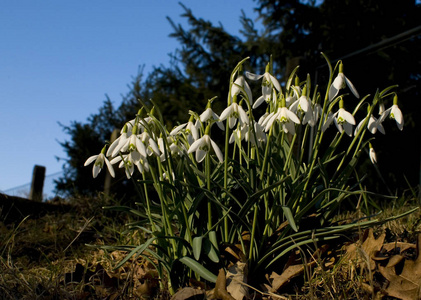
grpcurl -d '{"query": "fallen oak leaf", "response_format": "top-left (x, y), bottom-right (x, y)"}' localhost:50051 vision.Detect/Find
top-left (214, 268), bottom-right (236, 300)
top-left (345, 228), bottom-right (385, 270)
top-left (226, 261), bottom-right (248, 300)
top-left (379, 234), bottom-right (421, 300)
top-left (270, 264), bottom-right (304, 292)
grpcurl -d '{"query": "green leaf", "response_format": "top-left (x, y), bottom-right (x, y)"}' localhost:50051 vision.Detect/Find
top-left (203, 237), bottom-right (220, 263)
top-left (282, 205), bottom-right (298, 232)
top-left (179, 257), bottom-right (217, 283)
top-left (192, 236), bottom-right (203, 261)
top-left (114, 237), bottom-right (156, 269)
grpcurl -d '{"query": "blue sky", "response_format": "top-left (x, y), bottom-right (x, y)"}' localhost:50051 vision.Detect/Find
top-left (0, 1), bottom-right (261, 192)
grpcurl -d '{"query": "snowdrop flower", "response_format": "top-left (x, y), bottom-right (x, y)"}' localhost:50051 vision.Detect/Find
top-left (369, 144), bottom-right (377, 164)
top-left (188, 133), bottom-right (223, 163)
top-left (289, 86), bottom-right (316, 127)
top-left (170, 115), bottom-right (200, 145)
top-left (246, 121), bottom-right (267, 146)
top-left (120, 126), bottom-right (147, 157)
top-left (312, 103), bottom-right (322, 125)
top-left (246, 64), bottom-right (281, 108)
top-left (381, 95), bottom-right (404, 131)
top-left (110, 151), bottom-right (149, 179)
top-left (323, 99), bottom-right (356, 136)
top-left (107, 124), bottom-right (131, 157)
top-left (231, 75), bottom-right (253, 105)
top-left (158, 136), bottom-right (185, 162)
top-left (329, 62), bottom-right (359, 101)
top-left (264, 98), bottom-right (300, 134)
top-left (140, 131), bottom-right (160, 157)
top-left (84, 146), bottom-right (115, 178)
top-left (354, 107), bottom-right (385, 135)
top-left (245, 64), bottom-right (282, 93)
top-left (219, 97), bottom-right (249, 129)
top-left (229, 124), bottom-right (248, 144)
top-left (200, 102), bottom-right (225, 131)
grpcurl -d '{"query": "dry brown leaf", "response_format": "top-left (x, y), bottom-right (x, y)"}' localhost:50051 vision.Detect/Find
top-left (226, 262), bottom-right (248, 300)
top-left (214, 268), bottom-right (236, 300)
top-left (378, 235), bottom-right (421, 300)
top-left (346, 228), bottom-right (385, 270)
top-left (171, 287), bottom-right (206, 300)
top-left (270, 264), bottom-right (304, 292)
top-left (382, 242), bottom-right (416, 253)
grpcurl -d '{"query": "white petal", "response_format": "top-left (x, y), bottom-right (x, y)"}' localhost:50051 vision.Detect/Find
top-left (298, 96), bottom-right (309, 112)
top-left (243, 80), bottom-right (253, 104)
top-left (200, 108), bottom-right (212, 122)
top-left (219, 105), bottom-right (233, 121)
top-left (148, 138), bottom-right (160, 156)
top-left (253, 95), bottom-right (265, 109)
top-left (84, 155), bottom-right (98, 166)
top-left (268, 73), bottom-right (282, 92)
top-left (391, 105), bottom-right (404, 129)
top-left (210, 139), bottom-right (224, 163)
top-left (104, 158), bottom-right (115, 178)
top-left (135, 137), bottom-right (147, 156)
top-left (369, 148), bottom-right (377, 164)
top-left (285, 109), bottom-right (300, 124)
top-left (93, 165), bottom-right (101, 178)
top-left (354, 119), bottom-right (365, 136)
top-left (110, 156), bottom-right (122, 164)
top-left (343, 122), bottom-right (353, 137)
top-left (196, 149), bottom-right (206, 163)
top-left (188, 122), bottom-right (199, 141)
top-left (339, 109), bottom-right (356, 125)
top-left (344, 76), bottom-right (360, 99)
top-left (322, 112), bottom-right (335, 132)
top-left (284, 122), bottom-right (295, 134)
top-left (237, 105), bottom-right (249, 125)
top-left (188, 137), bottom-right (204, 154)
top-left (170, 123), bottom-right (187, 136)
top-left (329, 74), bottom-right (344, 101)
top-left (245, 72), bottom-right (263, 81)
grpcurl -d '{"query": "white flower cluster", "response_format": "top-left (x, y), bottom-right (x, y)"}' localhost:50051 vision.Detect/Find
top-left (85, 60), bottom-right (404, 177)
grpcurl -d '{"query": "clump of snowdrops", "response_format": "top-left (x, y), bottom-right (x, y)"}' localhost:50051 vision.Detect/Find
top-left (85, 54), bottom-right (407, 292)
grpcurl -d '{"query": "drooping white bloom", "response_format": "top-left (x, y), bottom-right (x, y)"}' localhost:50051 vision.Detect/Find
top-left (170, 118), bottom-right (200, 145)
top-left (140, 131), bottom-right (160, 157)
top-left (328, 65), bottom-right (359, 101)
top-left (354, 114), bottom-right (385, 136)
top-left (120, 132), bottom-right (147, 157)
top-left (246, 121), bottom-right (267, 146)
top-left (107, 130), bottom-right (131, 157)
top-left (264, 106), bottom-right (300, 134)
top-left (335, 108), bottom-right (356, 136)
top-left (219, 102), bottom-right (249, 129)
top-left (369, 145), bottom-right (377, 164)
top-left (188, 134), bottom-right (223, 163)
top-left (253, 85), bottom-right (277, 109)
top-left (323, 101), bottom-right (356, 136)
top-left (246, 67), bottom-right (282, 109)
top-left (110, 150), bottom-right (149, 179)
top-left (245, 70), bottom-right (282, 93)
top-left (84, 148), bottom-right (115, 178)
top-left (158, 136), bottom-right (185, 162)
top-left (229, 124), bottom-right (248, 144)
top-left (381, 104), bottom-right (404, 131)
top-left (200, 107), bottom-right (225, 131)
top-left (231, 75), bottom-right (253, 105)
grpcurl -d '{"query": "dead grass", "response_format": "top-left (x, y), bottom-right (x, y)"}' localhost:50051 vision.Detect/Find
top-left (0, 192), bottom-right (420, 299)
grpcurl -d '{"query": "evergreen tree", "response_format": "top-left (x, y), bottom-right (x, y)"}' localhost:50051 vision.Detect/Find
top-left (56, 1), bottom-right (420, 197)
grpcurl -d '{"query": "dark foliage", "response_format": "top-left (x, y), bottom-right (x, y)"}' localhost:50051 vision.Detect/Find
top-left (56, 1), bottom-right (420, 197)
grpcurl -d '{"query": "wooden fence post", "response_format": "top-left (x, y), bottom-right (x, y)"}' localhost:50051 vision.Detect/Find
top-left (29, 165), bottom-right (46, 202)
